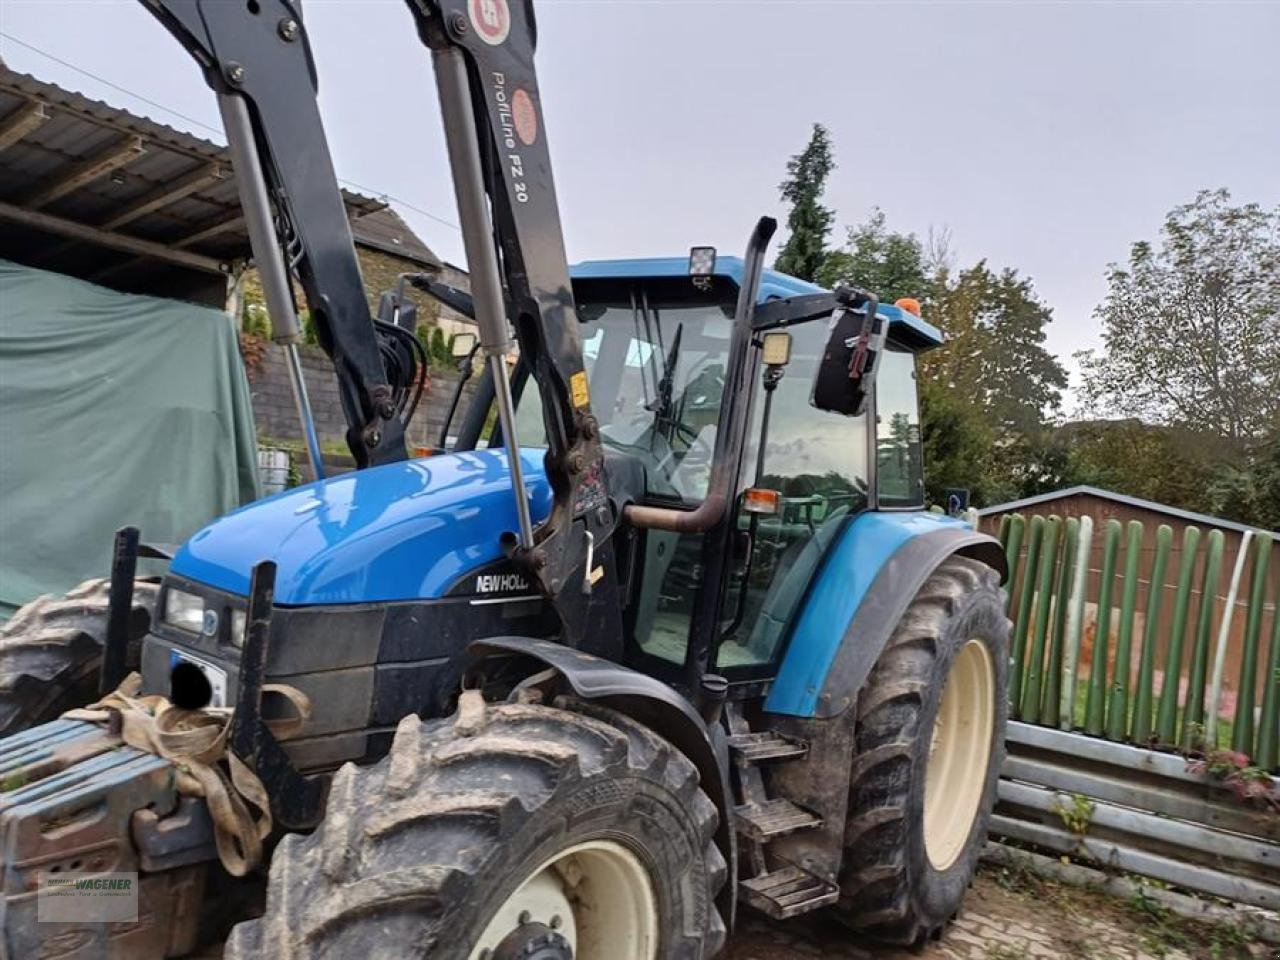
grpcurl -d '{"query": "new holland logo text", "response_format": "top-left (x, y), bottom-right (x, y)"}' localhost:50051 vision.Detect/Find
top-left (475, 573), bottom-right (529, 594)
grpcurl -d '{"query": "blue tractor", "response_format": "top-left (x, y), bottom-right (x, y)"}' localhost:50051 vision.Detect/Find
top-left (0, 1), bottom-right (1010, 958)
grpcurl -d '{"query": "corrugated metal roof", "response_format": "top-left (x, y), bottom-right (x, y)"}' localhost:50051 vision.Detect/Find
top-left (978, 485), bottom-right (1276, 536)
top-left (0, 66), bottom-right (436, 300)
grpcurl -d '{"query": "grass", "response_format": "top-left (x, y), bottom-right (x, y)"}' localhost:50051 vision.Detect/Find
top-left (991, 858), bottom-right (1263, 960)
top-left (985, 946), bottom-right (1030, 960)
top-left (1123, 882), bottom-right (1260, 959)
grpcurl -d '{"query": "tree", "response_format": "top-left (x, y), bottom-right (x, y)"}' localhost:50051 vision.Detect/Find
top-left (816, 211), bottom-right (1066, 506)
top-left (929, 263), bottom-right (1067, 436)
top-left (817, 208), bottom-right (932, 301)
top-left (920, 261), bottom-right (1066, 502)
top-left (918, 378), bottom-right (1002, 505)
top-left (773, 124), bottom-right (836, 282)
top-left (1077, 189), bottom-right (1280, 442)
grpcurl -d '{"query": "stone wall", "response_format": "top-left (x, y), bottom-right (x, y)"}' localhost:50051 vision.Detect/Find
top-left (236, 234), bottom-right (478, 478)
top-left (249, 343), bottom-right (479, 476)
top-left (238, 245), bottom-right (472, 341)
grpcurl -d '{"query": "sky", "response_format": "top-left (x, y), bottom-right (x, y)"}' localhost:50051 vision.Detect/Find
top-left (2, 0), bottom-right (1277, 403)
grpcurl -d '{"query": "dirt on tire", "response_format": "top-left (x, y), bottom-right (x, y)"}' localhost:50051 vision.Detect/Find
top-left (836, 556), bottom-right (1010, 945)
top-left (226, 696), bottom-right (729, 960)
top-left (0, 577), bottom-right (158, 735)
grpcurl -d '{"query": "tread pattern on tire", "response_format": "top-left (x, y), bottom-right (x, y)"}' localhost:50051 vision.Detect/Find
top-left (837, 555), bottom-right (1008, 946)
top-left (227, 698), bottom-right (727, 960)
top-left (0, 578), bottom-right (158, 735)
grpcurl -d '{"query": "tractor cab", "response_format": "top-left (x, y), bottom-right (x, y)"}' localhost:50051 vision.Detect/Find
top-left (464, 256), bottom-right (944, 691)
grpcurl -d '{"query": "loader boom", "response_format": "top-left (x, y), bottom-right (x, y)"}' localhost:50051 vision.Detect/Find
top-left (146, 0), bottom-right (624, 641)
top-left (141, 0), bottom-right (410, 469)
top-left (407, 0), bottom-right (618, 637)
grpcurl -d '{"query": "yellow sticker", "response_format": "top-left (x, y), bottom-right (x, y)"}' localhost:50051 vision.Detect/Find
top-left (589, 565), bottom-right (604, 585)
top-left (570, 370), bottom-right (590, 408)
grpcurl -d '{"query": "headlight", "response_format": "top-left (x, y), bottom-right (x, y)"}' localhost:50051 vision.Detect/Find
top-left (163, 589), bottom-right (205, 633)
top-left (230, 609), bottom-right (248, 648)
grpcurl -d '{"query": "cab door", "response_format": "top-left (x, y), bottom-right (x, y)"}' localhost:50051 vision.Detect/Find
top-left (714, 333), bottom-right (924, 675)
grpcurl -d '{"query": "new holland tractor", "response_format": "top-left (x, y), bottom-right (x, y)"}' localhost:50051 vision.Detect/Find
top-left (0, 1), bottom-right (1011, 957)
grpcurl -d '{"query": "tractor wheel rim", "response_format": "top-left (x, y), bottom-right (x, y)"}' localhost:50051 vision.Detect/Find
top-left (923, 638), bottom-right (995, 871)
top-left (469, 839), bottom-right (658, 960)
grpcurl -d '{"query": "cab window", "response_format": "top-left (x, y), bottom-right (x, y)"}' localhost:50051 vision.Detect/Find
top-left (875, 345), bottom-right (925, 508)
top-left (510, 278), bottom-right (735, 505)
top-left (504, 277), bottom-right (740, 668)
top-left (715, 319), bottom-right (870, 670)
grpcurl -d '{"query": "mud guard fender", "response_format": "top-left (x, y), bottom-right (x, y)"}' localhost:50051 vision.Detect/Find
top-left (468, 636), bottom-right (737, 928)
top-left (811, 527), bottom-right (1006, 719)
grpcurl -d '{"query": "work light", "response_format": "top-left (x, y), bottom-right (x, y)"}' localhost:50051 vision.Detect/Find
top-left (762, 331), bottom-right (792, 366)
top-left (688, 246), bottom-right (717, 276)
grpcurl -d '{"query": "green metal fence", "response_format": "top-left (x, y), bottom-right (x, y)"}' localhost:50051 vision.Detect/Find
top-left (995, 513), bottom-right (1280, 772)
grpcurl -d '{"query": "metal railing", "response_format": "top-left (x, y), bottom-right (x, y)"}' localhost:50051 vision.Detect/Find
top-left (995, 513), bottom-right (1279, 772)
top-left (993, 722), bottom-right (1280, 912)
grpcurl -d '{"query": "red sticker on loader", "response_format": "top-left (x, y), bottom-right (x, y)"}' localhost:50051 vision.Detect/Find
top-left (512, 88), bottom-right (538, 146)
top-left (469, 0), bottom-right (511, 45)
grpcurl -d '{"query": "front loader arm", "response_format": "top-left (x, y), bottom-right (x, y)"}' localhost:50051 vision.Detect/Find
top-left (141, 0), bottom-right (407, 468)
top-left (407, 1), bottom-right (615, 629)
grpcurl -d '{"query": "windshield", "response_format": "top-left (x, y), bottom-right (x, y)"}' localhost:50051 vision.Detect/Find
top-left (512, 278), bottom-right (737, 502)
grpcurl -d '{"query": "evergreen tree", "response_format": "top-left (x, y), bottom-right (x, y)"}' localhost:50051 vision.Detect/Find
top-left (774, 124), bottom-right (836, 282)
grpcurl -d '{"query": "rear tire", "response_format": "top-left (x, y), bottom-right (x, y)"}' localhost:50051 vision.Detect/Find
top-left (836, 556), bottom-right (1009, 945)
top-left (0, 578), bottom-right (157, 736)
top-left (226, 697), bottom-right (728, 960)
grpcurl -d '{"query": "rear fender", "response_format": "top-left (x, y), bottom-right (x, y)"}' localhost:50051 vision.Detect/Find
top-left (766, 513), bottom-right (1005, 719)
top-left (468, 637), bottom-right (737, 928)
top-left (755, 524), bottom-right (1004, 883)
top-left (813, 527), bottom-right (1004, 718)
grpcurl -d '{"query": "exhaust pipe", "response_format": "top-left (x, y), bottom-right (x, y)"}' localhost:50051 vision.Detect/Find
top-left (624, 216), bottom-right (776, 533)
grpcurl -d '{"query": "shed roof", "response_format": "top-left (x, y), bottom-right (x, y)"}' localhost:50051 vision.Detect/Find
top-left (978, 485), bottom-right (1275, 536)
top-left (350, 205), bottom-right (440, 268)
top-left (0, 65), bottom-right (437, 302)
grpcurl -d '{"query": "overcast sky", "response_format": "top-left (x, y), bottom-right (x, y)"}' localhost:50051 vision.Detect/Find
top-left (2, 1), bottom-right (1277, 401)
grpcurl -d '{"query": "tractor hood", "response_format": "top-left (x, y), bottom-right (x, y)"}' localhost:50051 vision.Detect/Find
top-left (169, 449), bottom-right (553, 605)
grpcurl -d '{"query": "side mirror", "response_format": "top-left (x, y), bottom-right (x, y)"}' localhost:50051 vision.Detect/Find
top-left (811, 287), bottom-right (882, 417)
top-left (450, 331), bottom-right (478, 359)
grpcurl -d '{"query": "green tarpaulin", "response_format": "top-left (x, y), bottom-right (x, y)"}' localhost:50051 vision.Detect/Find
top-left (0, 259), bottom-right (260, 620)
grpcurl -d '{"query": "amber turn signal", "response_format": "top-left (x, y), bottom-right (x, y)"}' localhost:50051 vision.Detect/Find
top-left (742, 487), bottom-right (780, 515)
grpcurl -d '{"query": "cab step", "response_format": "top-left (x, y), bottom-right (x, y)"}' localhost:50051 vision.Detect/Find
top-left (735, 798), bottom-right (822, 841)
top-left (739, 864), bottom-right (841, 919)
top-left (727, 730), bottom-right (808, 763)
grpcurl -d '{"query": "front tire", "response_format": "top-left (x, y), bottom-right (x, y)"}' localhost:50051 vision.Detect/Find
top-left (837, 556), bottom-right (1009, 945)
top-left (226, 697), bottom-right (728, 960)
top-left (0, 578), bottom-right (157, 736)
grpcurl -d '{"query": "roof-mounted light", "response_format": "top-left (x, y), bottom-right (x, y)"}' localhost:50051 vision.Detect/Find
top-left (895, 297), bottom-right (922, 318)
top-left (688, 246), bottom-right (717, 276)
